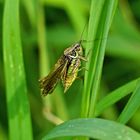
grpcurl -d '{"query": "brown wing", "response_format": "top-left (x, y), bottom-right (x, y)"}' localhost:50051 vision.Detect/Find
top-left (39, 55), bottom-right (68, 96)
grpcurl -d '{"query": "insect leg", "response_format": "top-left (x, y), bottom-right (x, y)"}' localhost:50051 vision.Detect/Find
top-left (78, 56), bottom-right (87, 61)
top-left (78, 67), bottom-right (88, 72)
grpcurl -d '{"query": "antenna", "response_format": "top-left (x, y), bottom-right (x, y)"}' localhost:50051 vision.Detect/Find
top-left (78, 21), bottom-right (107, 45)
top-left (79, 22), bottom-right (88, 44)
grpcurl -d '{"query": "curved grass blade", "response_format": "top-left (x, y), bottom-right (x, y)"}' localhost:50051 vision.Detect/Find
top-left (95, 78), bottom-right (138, 116)
top-left (42, 118), bottom-right (140, 140)
top-left (3, 0), bottom-right (33, 139)
top-left (118, 79), bottom-right (140, 124)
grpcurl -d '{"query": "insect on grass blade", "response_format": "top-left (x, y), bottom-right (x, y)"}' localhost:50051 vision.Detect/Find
top-left (39, 23), bottom-right (88, 96)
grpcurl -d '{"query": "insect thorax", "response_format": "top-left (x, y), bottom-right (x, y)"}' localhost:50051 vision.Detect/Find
top-left (64, 43), bottom-right (83, 59)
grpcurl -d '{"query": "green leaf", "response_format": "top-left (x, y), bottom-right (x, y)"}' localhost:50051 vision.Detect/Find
top-left (3, 0), bottom-right (33, 139)
top-left (81, 0), bottom-right (118, 117)
top-left (96, 79), bottom-right (138, 116)
top-left (22, 0), bottom-right (36, 27)
top-left (118, 79), bottom-right (140, 124)
top-left (42, 118), bottom-right (140, 140)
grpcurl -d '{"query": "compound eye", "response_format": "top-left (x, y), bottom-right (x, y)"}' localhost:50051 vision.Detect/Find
top-left (75, 44), bottom-right (81, 51)
top-left (72, 50), bottom-right (76, 56)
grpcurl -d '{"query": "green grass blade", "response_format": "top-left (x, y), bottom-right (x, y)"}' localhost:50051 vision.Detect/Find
top-left (3, 0), bottom-right (33, 139)
top-left (37, 2), bottom-right (50, 77)
top-left (64, 0), bottom-right (86, 33)
top-left (95, 79), bottom-right (138, 116)
top-left (42, 118), bottom-right (140, 140)
top-left (81, 0), bottom-right (118, 117)
top-left (118, 79), bottom-right (140, 124)
top-left (43, 0), bottom-right (86, 33)
top-left (88, 0), bottom-right (118, 117)
top-left (37, 2), bottom-right (69, 121)
top-left (81, 0), bottom-right (105, 118)
top-left (22, 0), bottom-right (36, 27)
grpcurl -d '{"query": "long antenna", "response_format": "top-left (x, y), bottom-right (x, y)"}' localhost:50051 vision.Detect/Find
top-left (79, 22), bottom-right (107, 45)
top-left (79, 22), bottom-right (88, 44)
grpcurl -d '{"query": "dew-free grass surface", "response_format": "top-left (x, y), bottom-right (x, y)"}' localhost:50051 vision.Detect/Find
top-left (3, 0), bottom-right (32, 139)
top-left (43, 118), bottom-right (140, 140)
top-left (81, 0), bottom-right (118, 118)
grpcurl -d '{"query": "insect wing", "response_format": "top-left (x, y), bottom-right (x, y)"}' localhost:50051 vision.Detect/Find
top-left (39, 55), bottom-right (68, 96)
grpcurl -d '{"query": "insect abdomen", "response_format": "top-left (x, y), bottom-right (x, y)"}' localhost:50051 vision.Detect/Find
top-left (64, 59), bottom-right (81, 92)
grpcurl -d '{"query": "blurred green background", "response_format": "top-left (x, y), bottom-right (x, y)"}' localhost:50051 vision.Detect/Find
top-left (1, 0), bottom-right (140, 140)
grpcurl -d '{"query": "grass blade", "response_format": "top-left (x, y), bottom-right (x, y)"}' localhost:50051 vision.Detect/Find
top-left (95, 78), bottom-right (138, 116)
top-left (37, 1), bottom-right (69, 122)
top-left (118, 79), bottom-right (140, 124)
top-left (22, 0), bottom-right (36, 27)
top-left (81, 0), bottom-right (118, 117)
top-left (3, 0), bottom-right (33, 139)
top-left (42, 118), bottom-right (140, 140)
top-left (81, 0), bottom-right (105, 117)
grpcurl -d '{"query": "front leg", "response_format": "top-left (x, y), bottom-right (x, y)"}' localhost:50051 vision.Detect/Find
top-left (78, 56), bottom-right (87, 61)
